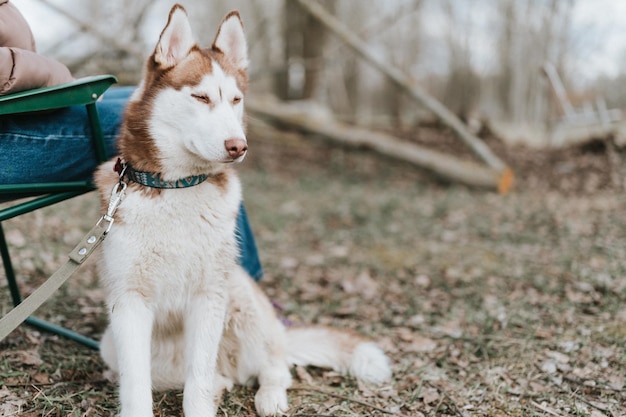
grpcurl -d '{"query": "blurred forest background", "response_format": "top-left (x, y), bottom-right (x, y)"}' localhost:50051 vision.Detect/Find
top-left (19, 0), bottom-right (626, 148)
top-left (4, 2), bottom-right (626, 415)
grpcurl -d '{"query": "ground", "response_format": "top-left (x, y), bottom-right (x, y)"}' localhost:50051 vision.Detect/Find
top-left (1, 121), bottom-right (625, 416)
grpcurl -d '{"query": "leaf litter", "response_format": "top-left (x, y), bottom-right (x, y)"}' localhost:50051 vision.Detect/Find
top-left (1, 124), bottom-right (625, 416)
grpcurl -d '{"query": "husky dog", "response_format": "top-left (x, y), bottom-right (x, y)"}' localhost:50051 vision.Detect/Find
top-left (95, 4), bottom-right (391, 416)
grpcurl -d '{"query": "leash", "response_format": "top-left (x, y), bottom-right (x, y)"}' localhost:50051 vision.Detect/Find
top-left (1, 156), bottom-right (208, 341)
top-left (0, 182), bottom-right (126, 342)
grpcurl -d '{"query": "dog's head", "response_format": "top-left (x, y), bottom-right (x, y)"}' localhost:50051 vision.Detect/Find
top-left (120, 4), bottom-right (248, 178)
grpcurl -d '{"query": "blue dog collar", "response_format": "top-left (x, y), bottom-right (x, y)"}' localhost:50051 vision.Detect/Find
top-left (115, 158), bottom-right (210, 189)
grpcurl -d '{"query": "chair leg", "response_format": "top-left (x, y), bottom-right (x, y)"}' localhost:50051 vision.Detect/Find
top-left (0, 222), bottom-right (22, 306)
top-left (25, 317), bottom-right (99, 350)
top-left (0, 222), bottom-right (99, 350)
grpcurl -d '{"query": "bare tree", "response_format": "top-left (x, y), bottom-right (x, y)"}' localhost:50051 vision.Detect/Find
top-left (495, 0), bottom-right (576, 124)
top-left (295, 0), bottom-right (509, 172)
top-left (274, 0), bottom-right (335, 100)
top-left (441, 0), bottom-right (480, 122)
top-left (34, 0), bottom-right (623, 146)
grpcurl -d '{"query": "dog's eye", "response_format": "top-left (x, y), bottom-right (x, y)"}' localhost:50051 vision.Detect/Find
top-left (232, 96), bottom-right (242, 105)
top-left (192, 94), bottom-right (211, 104)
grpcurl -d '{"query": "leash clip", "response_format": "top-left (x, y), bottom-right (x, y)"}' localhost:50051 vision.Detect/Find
top-left (97, 181), bottom-right (127, 234)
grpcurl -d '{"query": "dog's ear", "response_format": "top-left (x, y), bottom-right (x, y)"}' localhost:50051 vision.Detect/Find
top-left (212, 11), bottom-right (248, 70)
top-left (154, 4), bottom-right (195, 69)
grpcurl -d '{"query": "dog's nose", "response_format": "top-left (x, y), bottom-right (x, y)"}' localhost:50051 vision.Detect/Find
top-left (224, 138), bottom-right (248, 159)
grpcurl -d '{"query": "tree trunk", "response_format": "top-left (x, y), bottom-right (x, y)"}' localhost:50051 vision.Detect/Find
top-left (247, 98), bottom-right (514, 193)
top-left (294, 0), bottom-right (510, 174)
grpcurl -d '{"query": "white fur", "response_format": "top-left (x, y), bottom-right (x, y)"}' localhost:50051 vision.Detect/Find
top-left (100, 262), bottom-right (392, 416)
top-left (97, 7), bottom-right (391, 417)
top-left (155, 6), bottom-right (195, 69)
top-left (350, 342), bottom-right (393, 385)
top-left (98, 173), bottom-right (241, 417)
top-left (149, 65), bottom-right (247, 179)
top-left (213, 12), bottom-right (249, 70)
top-left (286, 327), bottom-right (392, 385)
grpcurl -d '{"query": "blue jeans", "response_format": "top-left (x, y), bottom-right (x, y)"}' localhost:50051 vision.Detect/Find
top-left (0, 86), bottom-right (263, 280)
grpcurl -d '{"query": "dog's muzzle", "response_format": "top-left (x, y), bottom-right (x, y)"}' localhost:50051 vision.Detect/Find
top-left (224, 138), bottom-right (248, 161)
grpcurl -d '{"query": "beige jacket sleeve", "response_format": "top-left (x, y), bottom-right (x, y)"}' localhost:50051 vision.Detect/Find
top-left (0, 47), bottom-right (74, 94)
top-left (0, 0), bottom-right (74, 95)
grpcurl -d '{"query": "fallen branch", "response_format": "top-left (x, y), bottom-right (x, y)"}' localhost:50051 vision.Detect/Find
top-left (294, 0), bottom-right (510, 175)
top-left (247, 98), bottom-right (513, 193)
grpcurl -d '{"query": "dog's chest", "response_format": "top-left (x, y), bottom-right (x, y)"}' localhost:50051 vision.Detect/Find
top-left (100, 178), bottom-right (241, 301)
top-left (124, 186), bottom-right (233, 241)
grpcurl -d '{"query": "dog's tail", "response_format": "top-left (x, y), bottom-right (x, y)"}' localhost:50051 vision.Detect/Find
top-left (285, 326), bottom-right (392, 385)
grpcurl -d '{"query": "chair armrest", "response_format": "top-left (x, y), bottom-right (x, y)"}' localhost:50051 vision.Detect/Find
top-left (0, 75), bottom-right (118, 116)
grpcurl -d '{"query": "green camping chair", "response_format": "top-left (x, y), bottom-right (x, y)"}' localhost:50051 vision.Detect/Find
top-left (0, 75), bottom-right (118, 349)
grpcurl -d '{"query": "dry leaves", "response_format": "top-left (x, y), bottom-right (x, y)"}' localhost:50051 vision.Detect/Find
top-left (2, 125), bottom-right (626, 416)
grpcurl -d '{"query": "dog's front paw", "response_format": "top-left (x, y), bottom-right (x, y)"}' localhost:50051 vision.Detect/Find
top-left (254, 386), bottom-right (288, 416)
top-left (119, 409), bottom-right (153, 417)
top-left (183, 392), bottom-right (217, 417)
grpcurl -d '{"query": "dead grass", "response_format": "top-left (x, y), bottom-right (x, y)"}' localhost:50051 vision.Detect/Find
top-left (1, 123), bottom-right (625, 416)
